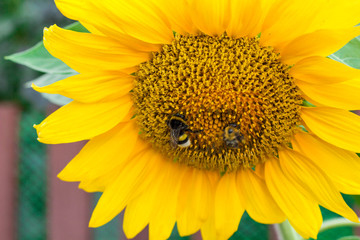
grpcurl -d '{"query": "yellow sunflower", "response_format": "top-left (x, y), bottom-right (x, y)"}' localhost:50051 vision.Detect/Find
top-left (33, 0), bottom-right (360, 239)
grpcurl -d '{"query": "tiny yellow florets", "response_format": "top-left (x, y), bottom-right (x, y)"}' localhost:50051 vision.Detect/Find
top-left (133, 33), bottom-right (303, 172)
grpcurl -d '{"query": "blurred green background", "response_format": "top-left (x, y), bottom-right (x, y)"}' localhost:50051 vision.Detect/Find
top-left (1, 0), bottom-right (360, 240)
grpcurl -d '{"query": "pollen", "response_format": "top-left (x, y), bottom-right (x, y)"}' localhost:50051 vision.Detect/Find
top-left (133, 33), bottom-right (303, 172)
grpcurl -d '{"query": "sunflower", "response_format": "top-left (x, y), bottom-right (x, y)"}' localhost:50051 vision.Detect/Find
top-left (33, 0), bottom-right (360, 239)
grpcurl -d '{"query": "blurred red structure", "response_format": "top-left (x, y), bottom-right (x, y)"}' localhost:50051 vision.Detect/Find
top-left (0, 103), bottom-right (20, 240)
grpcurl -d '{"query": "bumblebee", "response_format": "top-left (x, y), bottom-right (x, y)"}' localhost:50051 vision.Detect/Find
top-left (223, 123), bottom-right (244, 148)
top-left (167, 114), bottom-right (191, 148)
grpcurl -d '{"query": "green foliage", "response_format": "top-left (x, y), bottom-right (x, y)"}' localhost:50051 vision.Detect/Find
top-left (338, 236), bottom-right (360, 240)
top-left (6, 22), bottom-right (87, 105)
top-left (0, 0), bottom-right (72, 103)
top-left (5, 22), bottom-right (87, 74)
top-left (330, 36), bottom-right (360, 69)
top-left (5, 41), bottom-right (74, 74)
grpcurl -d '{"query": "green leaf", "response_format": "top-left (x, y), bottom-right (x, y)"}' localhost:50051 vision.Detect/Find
top-left (338, 236), bottom-right (360, 240)
top-left (39, 92), bottom-right (72, 106)
top-left (350, 195), bottom-right (360, 207)
top-left (5, 41), bottom-right (73, 73)
top-left (5, 22), bottom-right (87, 73)
top-left (330, 36), bottom-right (360, 69)
top-left (28, 73), bottom-right (74, 106)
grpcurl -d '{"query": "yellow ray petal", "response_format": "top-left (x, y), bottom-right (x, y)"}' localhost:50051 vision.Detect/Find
top-left (58, 120), bottom-right (138, 181)
top-left (261, 0), bottom-right (325, 48)
top-left (237, 168), bottom-right (286, 224)
top-left (254, 162), bottom-right (265, 179)
top-left (214, 173), bottom-right (244, 239)
top-left (301, 91), bottom-right (326, 108)
top-left (88, 0), bottom-right (173, 44)
top-left (200, 216), bottom-right (218, 240)
top-left (301, 107), bottom-right (360, 153)
top-left (296, 79), bottom-right (360, 110)
top-left (177, 168), bottom-right (212, 236)
top-left (123, 163), bottom-right (165, 238)
top-left (89, 148), bottom-right (163, 227)
top-left (155, 0), bottom-right (197, 35)
top-left (77, 167), bottom-right (118, 193)
top-left (261, 0), bottom-right (360, 49)
top-left (34, 96), bottom-right (132, 144)
top-left (292, 132), bottom-right (360, 194)
top-left (313, 0), bottom-right (360, 30)
top-left (43, 25), bottom-right (151, 73)
top-left (54, 0), bottom-right (89, 21)
top-left (148, 162), bottom-right (184, 240)
top-left (200, 171), bottom-right (221, 240)
top-left (78, 19), bottom-right (161, 52)
top-left (189, 0), bottom-right (230, 36)
top-left (291, 56), bottom-right (360, 84)
top-left (77, 139), bottom-right (150, 193)
top-left (279, 149), bottom-right (358, 222)
top-left (226, 0), bottom-right (264, 38)
top-left (265, 158), bottom-right (322, 239)
top-left (32, 72), bottom-right (134, 103)
top-left (55, 0), bottom-right (173, 45)
top-left (280, 27), bottom-right (360, 65)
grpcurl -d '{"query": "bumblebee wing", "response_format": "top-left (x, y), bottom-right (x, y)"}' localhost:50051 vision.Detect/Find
top-left (170, 129), bottom-right (181, 147)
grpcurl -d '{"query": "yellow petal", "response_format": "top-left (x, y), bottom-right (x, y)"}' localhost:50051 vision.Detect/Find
top-left (200, 216), bottom-right (219, 240)
top-left (78, 20), bottom-right (161, 52)
top-left (54, 0), bottom-right (89, 21)
top-left (296, 79), bottom-right (360, 110)
top-left (292, 132), bottom-right (360, 194)
top-left (89, 148), bottom-right (163, 227)
top-left (237, 168), bottom-right (286, 224)
top-left (148, 162), bottom-right (184, 240)
top-left (226, 0), bottom-right (264, 38)
top-left (254, 162), bottom-right (265, 179)
top-left (280, 27), bottom-right (360, 65)
top-left (301, 107), bottom-right (360, 152)
top-left (77, 167), bottom-right (118, 193)
top-left (32, 72), bottom-right (134, 103)
top-left (189, 0), bottom-right (230, 36)
top-left (43, 25), bottom-right (151, 73)
top-left (265, 158), bottom-right (322, 239)
top-left (279, 149), bottom-right (358, 222)
top-left (123, 162), bottom-right (165, 238)
top-left (55, 0), bottom-right (173, 45)
top-left (199, 171), bottom-right (220, 240)
top-left (88, 0), bottom-right (173, 44)
top-left (34, 95), bottom-right (132, 144)
top-left (313, 0), bottom-right (360, 29)
top-left (77, 138), bottom-right (150, 192)
top-left (77, 139), bottom-right (150, 193)
top-left (177, 168), bottom-right (212, 236)
top-left (261, 0), bottom-right (360, 49)
top-left (155, 0), bottom-right (197, 35)
top-left (214, 173), bottom-right (244, 239)
top-left (261, 0), bottom-right (325, 48)
top-left (58, 120), bottom-right (138, 181)
top-left (291, 56), bottom-right (360, 84)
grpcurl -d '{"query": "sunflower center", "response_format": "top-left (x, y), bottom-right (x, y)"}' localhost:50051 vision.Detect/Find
top-left (133, 33), bottom-right (303, 172)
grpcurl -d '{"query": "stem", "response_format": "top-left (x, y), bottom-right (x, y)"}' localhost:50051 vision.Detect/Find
top-left (276, 221), bottom-right (302, 240)
top-left (320, 218), bottom-right (360, 233)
